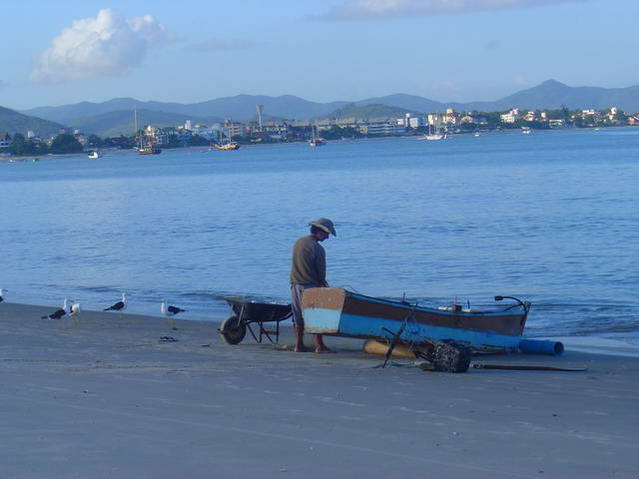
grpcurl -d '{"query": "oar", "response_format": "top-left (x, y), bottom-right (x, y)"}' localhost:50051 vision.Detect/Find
top-left (473, 363), bottom-right (586, 372)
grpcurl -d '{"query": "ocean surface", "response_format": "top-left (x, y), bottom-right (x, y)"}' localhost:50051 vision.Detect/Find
top-left (2, 128), bottom-right (638, 349)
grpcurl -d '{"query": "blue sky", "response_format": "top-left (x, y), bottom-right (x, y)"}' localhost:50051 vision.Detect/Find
top-left (1, 0), bottom-right (637, 109)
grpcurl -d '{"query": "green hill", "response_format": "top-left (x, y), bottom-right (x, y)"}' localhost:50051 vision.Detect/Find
top-left (0, 106), bottom-right (63, 137)
top-left (70, 109), bottom-right (221, 137)
top-left (319, 103), bottom-right (421, 120)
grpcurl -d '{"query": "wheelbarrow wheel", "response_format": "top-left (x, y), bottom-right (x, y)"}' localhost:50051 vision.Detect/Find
top-left (220, 316), bottom-right (247, 345)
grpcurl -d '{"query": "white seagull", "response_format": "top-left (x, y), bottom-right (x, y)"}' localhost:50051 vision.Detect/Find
top-left (42, 299), bottom-right (69, 320)
top-left (0, 288), bottom-right (7, 303)
top-left (68, 301), bottom-right (81, 318)
top-left (104, 293), bottom-right (127, 312)
top-left (161, 300), bottom-right (185, 317)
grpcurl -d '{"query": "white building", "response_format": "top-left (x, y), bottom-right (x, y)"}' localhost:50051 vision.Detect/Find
top-left (191, 126), bottom-right (220, 141)
top-left (396, 114), bottom-right (425, 129)
top-left (500, 109), bottom-right (521, 123)
top-left (607, 107), bottom-right (619, 121)
top-left (223, 121), bottom-right (244, 138)
top-left (359, 122), bottom-right (404, 136)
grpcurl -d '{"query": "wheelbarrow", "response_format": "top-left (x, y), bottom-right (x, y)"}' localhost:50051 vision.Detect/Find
top-left (218, 298), bottom-right (292, 345)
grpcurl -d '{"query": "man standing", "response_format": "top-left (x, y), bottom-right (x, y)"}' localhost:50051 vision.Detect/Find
top-left (290, 218), bottom-right (336, 353)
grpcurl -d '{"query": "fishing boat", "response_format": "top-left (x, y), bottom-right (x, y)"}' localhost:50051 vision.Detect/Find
top-left (214, 141), bottom-right (240, 151)
top-left (138, 144), bottom-right (162, 155)
top-left (133, 108), bottom-right (161, 155)
top-left (215, 124), bottom-right (240, 150)
top-left (302, 288), bottom-right (532, 353)
top-left (418, 117), bottom-right (448, 141)
top-left (308, 124), bottom-right (325, 147)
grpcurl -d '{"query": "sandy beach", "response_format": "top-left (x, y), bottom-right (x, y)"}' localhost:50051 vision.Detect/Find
top-left (1, 302), bottom-right (638, 479)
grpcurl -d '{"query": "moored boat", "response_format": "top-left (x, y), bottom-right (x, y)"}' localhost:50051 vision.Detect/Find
top-left (214, 141), bottom-right (240, 151)
top-left (87, 150), bottom-right (102, 159)
top-left (302, 288), bottom-right (531, 353)
top-left (308, 124), bottom-right (325, 147)
top-left (138, 145), bottom-right (161, 155)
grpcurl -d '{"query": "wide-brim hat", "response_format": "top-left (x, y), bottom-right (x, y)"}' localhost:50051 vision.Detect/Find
top-left (309, 218), bottom-right (336, 236)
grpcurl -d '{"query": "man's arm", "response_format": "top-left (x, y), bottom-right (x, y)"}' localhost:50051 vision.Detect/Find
top-left (315, 245), bottom-right (328, 287)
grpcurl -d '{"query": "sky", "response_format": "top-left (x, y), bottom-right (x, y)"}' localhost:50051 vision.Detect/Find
top-left (1, 0), bottom-right (637, 110)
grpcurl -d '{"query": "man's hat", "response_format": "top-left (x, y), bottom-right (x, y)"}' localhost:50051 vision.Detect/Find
top-left (309, 218), bottom-right (336, 236)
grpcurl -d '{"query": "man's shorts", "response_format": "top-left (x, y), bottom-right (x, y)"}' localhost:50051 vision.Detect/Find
top-left (290, 284), bottom-right (314, 327)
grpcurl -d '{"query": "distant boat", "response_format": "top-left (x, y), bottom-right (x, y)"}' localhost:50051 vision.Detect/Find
top-left (214, 142), bottom-right (240, 151)
top-left (87, 150), bottom-right (102, 159)
top-left (308, 124), bottom-right (325, 147)
top-left (138, 145), bottom-right (162, 155)
top-left (134, 108), bottom-right (162, 155)
top-left (474, 132), bottom-right (481, 137)
top-left (521, 127), bottom-right (532, 134)
top-left (215, 123), bottom-right (241, 150)
top-left (418, 120), bottom-right (448, 141)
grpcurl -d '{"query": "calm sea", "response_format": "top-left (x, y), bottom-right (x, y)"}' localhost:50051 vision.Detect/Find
top-left (2, 128), bottom-right (638, 348)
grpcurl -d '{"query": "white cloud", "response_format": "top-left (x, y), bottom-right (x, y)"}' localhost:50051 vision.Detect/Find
top-left (320, 0), bottom-right (587, 20)
top-left (30, 9), bottom-right (174, 83)
top-left (190, 38), bottom-right (260, 52)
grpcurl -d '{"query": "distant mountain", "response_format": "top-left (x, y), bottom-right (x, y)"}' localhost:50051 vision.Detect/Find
top-left (463, 80), bottom-right (639, 112)
top-left (319, 103), bottom-right (419, 120)
top-left (0, 106), bottom-right (63, 137)
top-left (354, 94), bottom-right (445, 113)
top-left (183, 94), bottom-right (348, 120)
top-left (18, 80), bottom-right (639, 131)
top-left (23, 95), bottom-right (349, 124)
top-left (70, 109), bottom-right (221, 138)
top-left (22, 98), bottom-right (191, 125)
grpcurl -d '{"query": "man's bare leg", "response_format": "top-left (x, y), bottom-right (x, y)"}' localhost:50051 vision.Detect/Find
top-left (294, 323), bottom-right (309, 352)
top-left (314, 334), bottom-right (332, 353)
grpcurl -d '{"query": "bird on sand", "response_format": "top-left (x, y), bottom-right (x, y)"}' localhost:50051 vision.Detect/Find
top-left (104, 293), bottom-right (127, 312)
top-left (68, 301), bottom-right (81, 318)
top-left (42, 299), bottom-right (69, 320)
top-left (0, 288), bottom-right (7, 303)
top-left (161, 300), bottom-right (186, 317)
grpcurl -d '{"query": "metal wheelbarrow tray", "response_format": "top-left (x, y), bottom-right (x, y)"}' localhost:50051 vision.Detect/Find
top-left (218, 298), bottom-right (292, 345)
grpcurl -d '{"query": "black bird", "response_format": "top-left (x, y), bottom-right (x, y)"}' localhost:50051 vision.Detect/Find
top-left (104, 293), bottom-right (127, 312)
top-left (42, 299), bottom-right (69, 320)
top-left (161, 300), bottom-right (185, 317)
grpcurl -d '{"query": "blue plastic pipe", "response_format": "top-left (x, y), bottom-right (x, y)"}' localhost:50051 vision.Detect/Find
top-left (519, 339), bottom-right (564, 356)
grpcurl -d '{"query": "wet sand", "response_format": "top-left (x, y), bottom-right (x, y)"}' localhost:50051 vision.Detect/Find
top-left (1, 302), bottom-right (638, 478)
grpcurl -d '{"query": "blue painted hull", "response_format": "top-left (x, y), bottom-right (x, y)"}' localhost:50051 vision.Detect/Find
top-left (302, 288), bottom-right (529, 353)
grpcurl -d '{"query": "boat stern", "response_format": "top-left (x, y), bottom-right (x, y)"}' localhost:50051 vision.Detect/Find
top-left (302, 287), bottom-right (346, 334)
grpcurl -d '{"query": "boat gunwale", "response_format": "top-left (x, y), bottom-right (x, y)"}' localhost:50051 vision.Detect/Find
top-left (345, 289), bottom-right (526, 319)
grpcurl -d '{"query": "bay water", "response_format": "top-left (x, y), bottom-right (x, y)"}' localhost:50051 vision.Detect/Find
top-left (2, 128), bottom-right (638, 349)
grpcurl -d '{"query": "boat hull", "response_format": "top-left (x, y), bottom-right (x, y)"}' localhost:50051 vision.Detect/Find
top-left (302, 288), bottom-right (527, 353)
top-left (215, 142), bottom-right (240, 150)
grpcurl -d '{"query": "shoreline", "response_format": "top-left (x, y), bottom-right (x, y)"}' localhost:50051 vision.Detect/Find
top-left (2, 125), bottom-right (636, 163)
top-left (1, 300), bottom-right (638, 478)
top-left (5, 300), bottom-right (639, 358)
